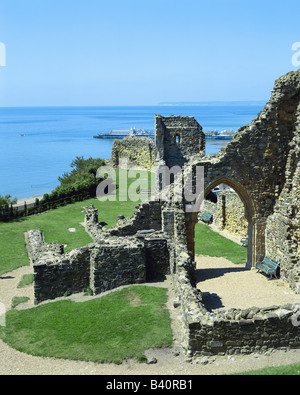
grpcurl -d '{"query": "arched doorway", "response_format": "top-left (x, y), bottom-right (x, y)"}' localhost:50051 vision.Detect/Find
top-left (185, 177), bottom-right (258, 269)
top-left (204, 177), bottom-right (254, 268)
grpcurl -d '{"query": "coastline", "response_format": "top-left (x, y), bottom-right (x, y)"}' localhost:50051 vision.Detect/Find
top-left (13, 195), bottom-right (44, 210)
top-left (0, 105), bottom-right (262, 200)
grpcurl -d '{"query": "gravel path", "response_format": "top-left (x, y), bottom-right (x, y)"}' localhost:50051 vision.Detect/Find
top-left (195, 256), bottom-right (300, 310)
top-left (0, 258), bottom-right (300, 375)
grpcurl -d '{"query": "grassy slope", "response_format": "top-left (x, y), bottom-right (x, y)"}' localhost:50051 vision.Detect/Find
top-left (0, 169), bottom-right (152, 275)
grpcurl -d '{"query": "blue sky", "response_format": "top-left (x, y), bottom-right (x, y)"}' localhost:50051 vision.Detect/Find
top-left (0, 0), bottom-right (300, 106)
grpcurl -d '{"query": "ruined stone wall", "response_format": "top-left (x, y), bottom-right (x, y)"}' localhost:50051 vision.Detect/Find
top-left (28, 204), bottom-right (170, 303)
top-left (265, 133), bottom-right (300, 293)
top-left (82, 201), bottom-right (162, 241)
top-left (183, 69), bottom-right (300, 265)
top-left (111, 136), bottom-right (157, 171)
top-left (169, 213), bottom-right (300, 356)
top-left (219, 190), bottom-right (248, 237)
top-left (215, 191), bottom-right (247, 237)
top-left (144, 236), bottom-right (170, 280)
top-left (107, 200), bottom-right (162, 237)
top-left (90, 238), bottom-right (146, 295)
top-left (32, 241), bottom-right (92, 304)
top-left (82, 205), bottom-right (102, 241)
top-left (184, 301), bottom-right (300, 356)
top-left (155, 115), bottom-right (206, 168)
top-left (200, 191), bottom-right (248, 238)
top-left (27, 69), bottom-right (300, 357)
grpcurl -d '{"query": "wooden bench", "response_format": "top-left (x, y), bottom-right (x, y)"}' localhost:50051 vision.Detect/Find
top-left (255, 257), bottom-right (280, 280)
top-left (199, 211), bottom-right (213, 224)
top-left (240, 237), bottom-right (248, 247)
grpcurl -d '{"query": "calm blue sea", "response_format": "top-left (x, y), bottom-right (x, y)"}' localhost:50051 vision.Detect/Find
top-left (0, 104), bottom-right (264, 199)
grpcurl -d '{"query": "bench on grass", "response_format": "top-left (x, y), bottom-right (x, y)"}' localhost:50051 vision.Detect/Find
top-left (255, 256), bottom-right (280, 279)
top-left (199, 211), bottom-right (213, 224)
top-left (240, 237), bottom-right (248, 247)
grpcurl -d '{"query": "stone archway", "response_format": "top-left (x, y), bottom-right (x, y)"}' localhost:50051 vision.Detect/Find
top-left (155, 69), bottom-right (300, 274)
top-left (185, 176), bottom-right (257, 269)
top-left (204, 177), bottom-right (255, 269)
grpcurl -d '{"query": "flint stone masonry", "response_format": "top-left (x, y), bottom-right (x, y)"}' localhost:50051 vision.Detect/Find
top-left (265, 133), bottom-right (300, 293)
top-left (81, 201), bottom-right (162, 241)
top-left (200, 190), bottom-right (248, 238)
top-left (170, 205), bottom-right (298, 356)
top-left (155, 115), bottom-right (206, 168)
top-left (181, 69), bottom-right (300, 267)
top-left (90, 238), bottom-right (146, 295)
top-left (33, 244), bottom-right (92, 303)
top-left (111, 135), bottom-right (157, 171)
top-left (82, 205), bottom-right (102, 240)
top-left (27, 203), bottom-right (170, 303)
top-left (108, 201), bottom-right (162, 237)
top-left (171, 236), bottom-right (300, 356)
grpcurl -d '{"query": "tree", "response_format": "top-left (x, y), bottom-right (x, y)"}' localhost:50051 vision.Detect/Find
top-left (0, 195), bottom-right (17, 211)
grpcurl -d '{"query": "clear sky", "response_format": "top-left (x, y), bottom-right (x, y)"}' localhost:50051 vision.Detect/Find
top-left (0, 0), bottom-right (300, 106)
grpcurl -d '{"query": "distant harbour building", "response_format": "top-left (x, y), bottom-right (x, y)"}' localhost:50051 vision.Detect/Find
top-left (94, 127), bottom-right (155, 140)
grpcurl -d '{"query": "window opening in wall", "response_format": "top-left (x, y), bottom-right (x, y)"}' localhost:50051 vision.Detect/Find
top-left (174, 134), bottom-right (180, 144)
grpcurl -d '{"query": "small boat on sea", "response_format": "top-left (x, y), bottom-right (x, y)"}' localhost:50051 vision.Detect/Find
top-left (93, 127), bottom-right (155, 139)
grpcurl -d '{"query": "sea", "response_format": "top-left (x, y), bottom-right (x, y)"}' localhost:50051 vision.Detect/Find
top-left (0, 103), bottom-right (265, 200)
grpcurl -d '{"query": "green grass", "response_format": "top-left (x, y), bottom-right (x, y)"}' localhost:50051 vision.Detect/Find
top-left (0, 285), bottom-right (172, 364)
top-left (233, 364), bottom-right (300, 375)
top-left (195, 223), bottom-right (247, 264)
top-left (18, 274), bottom-right (34, 288)
top-left (0, 169), bottom-right (153, 276)
top-left (11, 296), bottom-right (30, 309)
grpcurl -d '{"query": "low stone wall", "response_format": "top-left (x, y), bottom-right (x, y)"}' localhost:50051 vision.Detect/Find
top-left (27, 204), bottom-right (170, 303)
top-left (32, 242), bottom-right (93, 304)
top-left (82, 205), bottom-right (102, 241)
top-left (108, 200), bottom-right (162, 237)
top-left (25, 230), bottom-right (45, 264)
top-left (170, 228), bottom-right (300, 356)
top-left (186, 303), bottom-right (300, 356)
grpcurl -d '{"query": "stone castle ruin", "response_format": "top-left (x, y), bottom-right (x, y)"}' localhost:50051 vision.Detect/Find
top-left (26, 69), bottom-right (300, 356)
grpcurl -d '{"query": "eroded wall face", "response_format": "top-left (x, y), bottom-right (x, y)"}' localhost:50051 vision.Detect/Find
top-left (155, 115), bottom-right (206, 168)
top-left (265, 135), bottom-right (300, 293)
top-left (111, 135), bottom-right (157, 171)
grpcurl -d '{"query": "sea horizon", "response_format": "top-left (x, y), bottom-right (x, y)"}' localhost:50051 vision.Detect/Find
top-left (0, 100), bottom-right (267, 109)
top-left (0, 103), bottom-right (265, 200)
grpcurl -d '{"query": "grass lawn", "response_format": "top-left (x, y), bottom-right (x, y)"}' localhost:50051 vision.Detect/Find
top-left (233, 364), bottom-right (300, 375)
top-left (195, 223), bottom-right (247, 264)
top-left (0, 169), bottom-right (153, 276)
top-left (0, 285), bottom-right (172, 364)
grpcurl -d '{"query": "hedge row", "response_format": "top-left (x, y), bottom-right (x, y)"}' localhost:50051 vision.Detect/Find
top-left (0, 191), bottom-right (92, 221)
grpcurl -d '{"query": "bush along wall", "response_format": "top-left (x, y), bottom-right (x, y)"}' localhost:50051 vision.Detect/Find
top-left (0, 157), bottom-right (106, 221)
